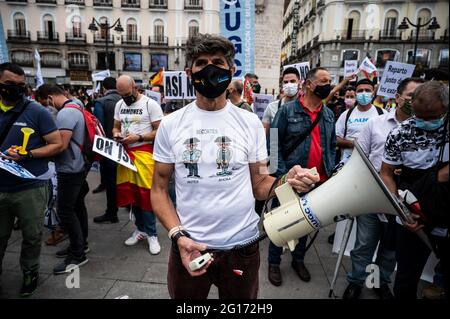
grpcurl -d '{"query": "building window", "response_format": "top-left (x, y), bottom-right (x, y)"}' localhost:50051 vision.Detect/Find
top-left (439, 49), bottom-right (449, 68)
top-left (11, 50), bottom-right (33, 67)
top-left (345, 10), bottom-right (360, 39)
top-left (383, 10), bottom-right (398, 38)
top-left (69, 53), bottom-right (89, 68)
top-left (341, 49), bottom-right (359, 67)
top-left (188, 20), bottom-right (199, 38)
top-left (407, 48), bottom-right (431, 67)
top-left (13, 13), bottom-right (26, 36)
top-left (43, 14), bottom-right (55, 39)
top-left (123, 52), bottom-right (142, 71)
top-left (41, 52), bottom-right (61, 68)
top-left (97, 52), bottom-right (115, 70)
top-left (72, 16), bottom-right (82, 38)
top-left (154, 19), bottom-right (164, 42)
top-left (417, 8), bottom-right (431, 25)
top-left (127, 18), bottom-right (137, 41)
top-left (375, 49), bottom-right (399, 68)
top-left (150, 54), bottom-right (168, 72)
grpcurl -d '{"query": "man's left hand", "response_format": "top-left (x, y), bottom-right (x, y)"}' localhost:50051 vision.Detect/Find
top-left (286, 165), bottom-right (320, 193)
top-left (122, 134), bottom-right (140, 145)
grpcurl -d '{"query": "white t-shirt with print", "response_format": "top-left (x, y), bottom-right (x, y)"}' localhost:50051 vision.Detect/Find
top-left (114, 95), bottom-right (164, 147)
top-left (153, 101), bottom-right (268, 249)
top-left (336, 105), bottom-right (385, 162)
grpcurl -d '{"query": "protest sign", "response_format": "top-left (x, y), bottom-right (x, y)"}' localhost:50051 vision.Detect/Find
top-left (344, 60), bottom-right (358, 77)
top-left (0, 155), bottom-right (35, 179)
top-left (92, 136), bottom-right (137, 172)
top-left (283, 62), bottom-right (310, 81)
top-left (164, 71), bottom-right (196, 100)
top-left (377, 61), bottom-right (415, 98)
top-left (144, 90), bottom-right (162, 104)
top-left (91, 70), bottom-right (111, 82)
top-left (252, 94), bottom-right (274, 120)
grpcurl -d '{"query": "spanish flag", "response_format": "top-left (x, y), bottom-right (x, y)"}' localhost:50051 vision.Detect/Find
top-left (116, 144), bottom-right (154, 212)
top-left (150, 67), bottom-right (164, 86)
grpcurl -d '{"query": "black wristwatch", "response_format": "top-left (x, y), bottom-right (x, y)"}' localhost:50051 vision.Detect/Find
top-left (26, 151), bottom-right (34, 159)
top-left (138, 134), bottom-right (144, 142)
top-left (171, 230), bottom-right (191, 245)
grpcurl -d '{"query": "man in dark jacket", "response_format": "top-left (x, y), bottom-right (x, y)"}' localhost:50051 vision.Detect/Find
top-left (268, 67), bottom-right (336, 287)
top-left (93, 77), bottom-right (122, 223)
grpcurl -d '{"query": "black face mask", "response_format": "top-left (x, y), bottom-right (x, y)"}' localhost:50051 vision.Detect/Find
top-left (122, 93), bottom-right (136, 106)
top-left (191, 64), bottom-right (232, 99)
top-left (312, 83), bottom-right (332, 100)
top-left (252, 83), bottom-right (261, 94)
top-left (0, 83), bottom-right (25, 103)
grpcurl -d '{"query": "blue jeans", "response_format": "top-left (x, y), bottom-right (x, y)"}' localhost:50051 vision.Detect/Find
top-left (132, 206), bottom-right (157, 237)
top-left (347, 214), bottom-right (396, 287)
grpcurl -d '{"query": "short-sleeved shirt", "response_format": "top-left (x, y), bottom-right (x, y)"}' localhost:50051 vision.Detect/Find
top-left (262, 99), bottom-right (283, 125)
top-left (336, 105), bottom-right (385, 162)
top-left (383, 118), bottom-right (449, 169)
top-left (55, 102), bottom-right (86, 173)
top-left (114, 95), bottom-right (163, 148)
top-left (0, 99), bottom-right (57, 192)
top-left (153, 101), bottom-right (267, 249)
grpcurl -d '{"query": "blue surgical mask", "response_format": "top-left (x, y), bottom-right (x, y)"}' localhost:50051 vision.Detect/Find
top-left (415, 117), bottom-right (445, 131)
top-left (356, 92), bottom-right (373, 106)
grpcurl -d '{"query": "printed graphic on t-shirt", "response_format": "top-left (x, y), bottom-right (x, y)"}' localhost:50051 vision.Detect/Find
top-left (214, 136), bottom-right (233, 177)
top-left (182, 137), bottom-right (202, 178)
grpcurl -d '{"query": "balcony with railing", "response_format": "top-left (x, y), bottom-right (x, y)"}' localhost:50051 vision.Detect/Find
top-left (338, 29), bottom-right (366, 41)
top-left (65, 0), bottom-right (85, 5)
top-left (37, 31), bottom-right (59, 42)
top-left (11, 57), bottom-right (33, 67)
top-left (94, 34), bottom-right (113, 43)
top-left (65, 32), bottom-right (87, 43)
top-left (93, 0), bottom-right (113, 7)
top-left (149, 36), bottom-right (168, 46)
top-left (35, 0), bottom-right (57, 4)
top-left (149, 0), bottom-right (167, 9)
top-left (122, 35), bottom-right (141, 44)
top-left (7, 30), bottom-right (30, 41)
top-left (41, 59), bottom-right (62, 68)
top-left (184, 0), bottom-right (202, 10)
top-left (410, 29), bottom-right (435, 40)
top-left (122, 0), bottom-right (140, 8)
top-left (5, 0), bottom-right (28, 3)
top-left (379, 29), bottom-right (401, 40)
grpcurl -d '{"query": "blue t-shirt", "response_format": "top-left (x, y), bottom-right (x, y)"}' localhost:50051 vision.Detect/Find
top-left (0, 99), bottom-right (57, 192)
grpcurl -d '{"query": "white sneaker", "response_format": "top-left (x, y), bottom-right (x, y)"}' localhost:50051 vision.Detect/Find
top-left (148, 236), bottom-right (161, 255)
top-left (124, 230), bottom-right (147, 246)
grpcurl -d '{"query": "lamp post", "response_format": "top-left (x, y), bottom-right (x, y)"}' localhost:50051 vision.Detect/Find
top-left (398, 17), bottom-right (440, 65)
top-left (88, 18), bottom-right (123, 70)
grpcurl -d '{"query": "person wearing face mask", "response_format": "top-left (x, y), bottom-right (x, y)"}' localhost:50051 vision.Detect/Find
top-left (0, 63), bottom-right (62, 297)
top-left (381, 80), bottom-right (449, 299)
top-left (262, 67), bottom-right (300, 135)
top-left (335, 78), bottom-right (385, 165)
top-left (268, 67), bottom-right (337, 287)
top-left (226, 79), bottom-right (253, 112)
top-left (342, 77), bottom-right (425, 300)
top-left (343, 86), bottom-right (356, 110)
top-left (151, 34), bottom-right (319, 299)
top-left (112, 75), bottom-right (164, 255)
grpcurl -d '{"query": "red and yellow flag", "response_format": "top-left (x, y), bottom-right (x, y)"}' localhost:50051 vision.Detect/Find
top-left (150, 67), bottom-right (164, 86)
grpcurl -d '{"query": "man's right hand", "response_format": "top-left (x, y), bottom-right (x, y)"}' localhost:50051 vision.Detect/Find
top-left (403, 213), bottom-right (425, 233)
top-left (177, 236), bottom-right (213, 277)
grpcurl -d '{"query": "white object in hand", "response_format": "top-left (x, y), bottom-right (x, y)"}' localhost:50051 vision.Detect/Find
top-left (189, 253), bottom-right (212, 271)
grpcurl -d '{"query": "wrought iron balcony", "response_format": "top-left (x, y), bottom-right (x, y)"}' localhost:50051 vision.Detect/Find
top-left (149, 0), bottom-right (167, 9)
top-left (65, 0), bottom-right (85, 5)
top-left (122, 0), bottom-right (140, 8)
top-left (65, 32), bottom-right (87, 43)
top-left (37, 31), bottom-right (59, 42)
top-left (122, 35), bottom-right (141, 44)
top-left (36, 0), bottom-right (56, 4)
top-left (185, 0), bottom-right (202, 10)
top-left (7, 30), bottom-right (30, 41)
top-left (94, 34), bottom-right (113, 43)
top-left (379, 29), bottom-right (401, 40)
top-left (338, 29), bottom-right (366, 41)
top-left (93, 0), bottom-right (112, 7)
top-left (149, 36), bottom-right (168, 46)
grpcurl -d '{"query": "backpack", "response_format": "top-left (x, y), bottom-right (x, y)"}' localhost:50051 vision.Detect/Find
top-left (65, 103), bottom-right (105, 164)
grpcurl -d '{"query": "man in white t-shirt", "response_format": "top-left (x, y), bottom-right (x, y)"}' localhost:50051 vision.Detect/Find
top-left (335, 78), bottom-right (385, 164)
top-left (113, 75), bottom-right (164, 255)
top-left (151, 33), bottom-right (319, 299)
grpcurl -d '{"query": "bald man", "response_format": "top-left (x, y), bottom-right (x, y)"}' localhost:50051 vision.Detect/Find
top-left (226, 80), bottom-right (253, 112)
top-left (113, 75), bottom-right (164, 254)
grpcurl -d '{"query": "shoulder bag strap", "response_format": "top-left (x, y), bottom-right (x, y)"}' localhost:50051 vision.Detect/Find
top-left (343, 106), bottom-right (355, 139)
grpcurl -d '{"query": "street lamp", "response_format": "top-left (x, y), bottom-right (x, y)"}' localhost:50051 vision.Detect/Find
top-left (398, 17), bottom-right (440, 65)
top-left (88, 18), bottom-right (123, 70)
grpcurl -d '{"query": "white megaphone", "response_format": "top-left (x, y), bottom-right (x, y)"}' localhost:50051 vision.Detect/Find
top-left (263, 141), bottom-right (417, 251)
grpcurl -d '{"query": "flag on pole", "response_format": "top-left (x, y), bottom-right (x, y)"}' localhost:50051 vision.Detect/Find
top-left (359, 57), bottom-right (377, 82)
top-left (150, 67), bottom-right (164, 86)
top-left (243, 75), bottom-right (253, 104)
top-left (34, 49), bottom-right (44, 88)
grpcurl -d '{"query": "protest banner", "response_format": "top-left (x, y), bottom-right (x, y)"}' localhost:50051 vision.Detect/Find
top-left (91, 70), bottom-right (111, 82)
top-left (0, 155), bottom-right (35, 179)
top-left (283, 62), bottom-right (310, 81)
top-left (252, 93), bottom-right (274, 120)
top-left (164, 71), bottom-right (196, 100)
top-left (377, 61), bottom-right (415, 98)
top-left (144, 90), bottom-right (162, 105)
top-left (92, 136), bottom-right (137, 172)
top-left (344, 60), bottom-right (358, 77)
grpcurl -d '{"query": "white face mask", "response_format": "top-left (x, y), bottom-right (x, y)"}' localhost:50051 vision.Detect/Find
top-left (282, 83), bottom-right (299, 97)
